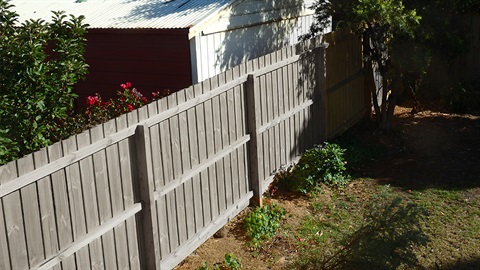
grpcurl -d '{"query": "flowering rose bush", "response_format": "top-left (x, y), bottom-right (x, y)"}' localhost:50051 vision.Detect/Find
top-left (55, 82), bottom-right (171, 141)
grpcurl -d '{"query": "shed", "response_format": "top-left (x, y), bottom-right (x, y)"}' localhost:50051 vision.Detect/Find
top-left (11, 0), bottom-right (323, 106)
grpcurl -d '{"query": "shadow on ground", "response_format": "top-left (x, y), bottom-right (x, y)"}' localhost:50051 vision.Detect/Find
top-left (337, 105), bottom-right (480, 191)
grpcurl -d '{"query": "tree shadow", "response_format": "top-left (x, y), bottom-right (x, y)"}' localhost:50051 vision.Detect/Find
top-left (300, 195), bottom-right (430, 270)
top-left (375, 111), bottom-right (480, 191)
top-left (332, 105), bottom-right (480, 191)
top-left (118, 0), bottom-right (229, 24)
top-left (438, 258), bottom-right (480, 270)
top-left (215, 0), bottom-right (305, 72)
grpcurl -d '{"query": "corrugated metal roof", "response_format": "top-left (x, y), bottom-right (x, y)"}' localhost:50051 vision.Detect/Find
top-left (9, 0), bottom-right (231, 29)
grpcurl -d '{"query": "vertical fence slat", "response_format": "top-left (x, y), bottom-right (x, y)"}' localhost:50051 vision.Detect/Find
top-left (104, 119), bottom-right (130, 270)
top-left (17, 155), bottom-right (44, 268)
top-left (0, 198), bottom-right (10, 269)
top-left (146, 102), bottom-right (168, 260)
top-left (233, 66), bottom-right (247, 196)
top-left (116, 114), bottom-right (141, 269)
top-left (34, 148), bottom-right (58, 264)
top-left (186, 86), bottom-right (204, 232)
top-left (195, 83), bottom-right (212, 225)
top-left (90, 125), bottom-right (117, 270)
top-left (177, 90), bottom-right (196, 239)
top-left (168, 93), bottom-right (188, 247)
top-left (62, 137), bottom-right (90, 268)
top-left (76, 130), bottom-right (104, 270)
top-left (203, 78), bottom-right (219, 218)
top-left (315, 45), bottom-right (328, 141)
top-left (271, 52), bottom-right (281, 171)
top-left (219, 89), bottom-right (233, 207)
top-left (226, 83), bottom-right (240, 202)
top-left (1, 162), bottom-right (28, 270)
top-left (265, 55), bottom-right (276, 177)
top-left (159, 95), bottom-right (179, 253)
top-left (47, 142), bottom-right (76, 269)
top-left (210, 75), bottom-right (227, 214)
top-left (155, 97), bottom-right (171, 259)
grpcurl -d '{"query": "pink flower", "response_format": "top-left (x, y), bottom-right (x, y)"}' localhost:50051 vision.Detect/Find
top-left (127, 104), bottom-right (134, 111)
top-left (86, 96), bottom-right (99, 106)
top-left (141, 97), bottom-right (147, 103)
top-left (120, 82), bottom-right (132, 89)
top-left (152, 91), bottom-right (157, 98)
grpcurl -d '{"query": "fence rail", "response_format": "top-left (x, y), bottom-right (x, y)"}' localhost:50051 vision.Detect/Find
top-left (0, 30), bottom-right (366, 270)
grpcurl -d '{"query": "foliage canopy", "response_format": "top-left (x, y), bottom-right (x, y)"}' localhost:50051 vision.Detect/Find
top-left (302, 0), bottom-right (421, 130)
top-left (0, 0), bottom-right (88, 164)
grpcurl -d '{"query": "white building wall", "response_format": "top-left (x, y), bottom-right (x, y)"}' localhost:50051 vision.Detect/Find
top-left (191, 14), bottom-right (316, 83)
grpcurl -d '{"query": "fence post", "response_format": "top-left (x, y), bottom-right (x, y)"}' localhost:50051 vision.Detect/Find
top-left (133, 123), bottom-right (161, 269)
top-left (314, 44), bottom-right (328, 141)
top-left (245, 74), bottom-right (263, 207)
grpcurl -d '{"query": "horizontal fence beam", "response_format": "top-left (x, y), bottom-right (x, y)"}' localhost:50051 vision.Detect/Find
top-left (154, 135), bottom-right (250, 200)
top-left (144, 75), bottom-right (248, 128)
top-left (327, 70), bottom-right (363, 94)
top-left (257, 99), bottom-right (314, 135)
top-left (0, 126), bottom-right (136, 198)
top-left (253, 55), bottom-right (300, 77)
top-left (31, 203), bottom-right (142, 270)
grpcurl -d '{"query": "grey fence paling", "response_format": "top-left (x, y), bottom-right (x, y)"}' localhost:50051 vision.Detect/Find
top-left (0, 32), bottom-right (366, 270)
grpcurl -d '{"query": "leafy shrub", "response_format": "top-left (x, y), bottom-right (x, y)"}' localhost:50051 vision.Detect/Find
top-left (244, 203), bottom-right (286, 248)
top-left (0, 1), bottom-right (88, 163)
top-left (290, 143), bottom-right (350, 193)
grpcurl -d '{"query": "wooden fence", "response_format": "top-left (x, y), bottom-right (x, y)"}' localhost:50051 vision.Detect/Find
top-left (0, 31), bottom-right (366, 270)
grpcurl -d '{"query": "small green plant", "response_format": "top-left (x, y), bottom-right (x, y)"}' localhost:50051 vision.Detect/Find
top-left (223, 253), bottom-right (242, 270)
top-left (291, 143), bottom-right (350, 193)
top-left (244, 203), bottom-right (286, 248)
top-left (198, 253), bottom-right (242, 270)
top-left (198, 262), bottom-right (213, 270)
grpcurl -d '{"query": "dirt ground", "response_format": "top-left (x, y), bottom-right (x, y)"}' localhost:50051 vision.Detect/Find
top-left (175, 104), bottom-right (480, 270)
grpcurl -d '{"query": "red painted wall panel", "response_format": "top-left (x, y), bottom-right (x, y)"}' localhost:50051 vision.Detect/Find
top-left (75, 28), bottom-right (192, 109)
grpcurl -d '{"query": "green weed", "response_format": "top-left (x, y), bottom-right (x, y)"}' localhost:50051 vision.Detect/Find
top-left (199, 253), bottom-right (242, 270)
top-left (244, 203), bottom-right (286, 248)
